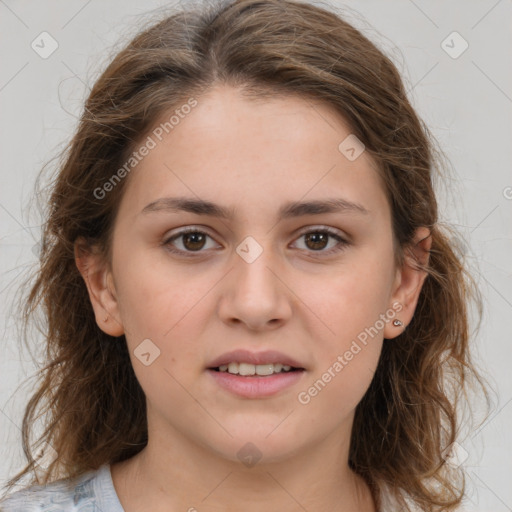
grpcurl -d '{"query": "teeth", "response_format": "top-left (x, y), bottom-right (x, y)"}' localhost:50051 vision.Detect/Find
top-left (217, 362), bottom-right (297, 375)
top-left (255, 364), bottom-right (274, 376)
top-left (239, 363), bottom-right (255, 376)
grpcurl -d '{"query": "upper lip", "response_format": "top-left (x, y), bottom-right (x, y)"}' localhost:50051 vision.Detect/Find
top-left (207, 349), bottom-right (305, 369)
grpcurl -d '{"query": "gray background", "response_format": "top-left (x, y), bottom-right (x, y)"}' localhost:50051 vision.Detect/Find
top-left (0, 0), bottom-right (511, 510)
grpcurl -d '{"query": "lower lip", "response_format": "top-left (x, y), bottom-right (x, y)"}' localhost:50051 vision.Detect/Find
top-left (206, 369), bottom-right (305, 398)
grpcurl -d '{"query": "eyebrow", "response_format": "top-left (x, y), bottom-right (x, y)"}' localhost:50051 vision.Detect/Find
top-left (140, 196), bottom-right (370, 220)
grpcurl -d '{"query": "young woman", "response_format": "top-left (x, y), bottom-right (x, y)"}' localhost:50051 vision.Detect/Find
top-left (0, 0), bottom-right (489, 510)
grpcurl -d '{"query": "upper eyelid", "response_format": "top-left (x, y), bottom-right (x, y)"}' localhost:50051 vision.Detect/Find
top-left (166, 224), bottom-right (346, 236)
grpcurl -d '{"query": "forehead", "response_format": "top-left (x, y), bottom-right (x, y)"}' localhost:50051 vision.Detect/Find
top-left (116, 85), bottom-right (389, 223)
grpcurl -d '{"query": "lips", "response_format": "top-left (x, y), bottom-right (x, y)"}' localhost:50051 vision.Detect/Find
top-left (207, 349), bottom-right (305, 371)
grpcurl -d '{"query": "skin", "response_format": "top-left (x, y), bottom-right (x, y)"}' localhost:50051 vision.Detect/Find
top-left (76, 84), bottom-right (431, 512)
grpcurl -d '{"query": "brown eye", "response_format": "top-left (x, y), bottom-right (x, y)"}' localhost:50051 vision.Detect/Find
top-left (292, 227), bottom-right (349, 255)
top-left (181, 232), bottom-right (207, 251)
top-left (304, 232), bottom-right (329, 251)
top-left (163, 228), bottom-right (219, 256)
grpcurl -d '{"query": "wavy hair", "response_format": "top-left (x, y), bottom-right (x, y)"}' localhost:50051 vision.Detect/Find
top-left (1, 0), bottom-right (491, 510)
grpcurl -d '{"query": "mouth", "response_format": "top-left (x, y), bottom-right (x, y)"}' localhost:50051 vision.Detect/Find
top-left (209, 362), bottom-right (304, 376)
top-left (206, 350), bottom-right (306, 398)
top-left (207, 349), bottom-right (306, 372)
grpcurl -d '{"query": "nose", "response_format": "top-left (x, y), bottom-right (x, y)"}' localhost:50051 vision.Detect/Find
top-left (217, 239), bottom-right (293, 332)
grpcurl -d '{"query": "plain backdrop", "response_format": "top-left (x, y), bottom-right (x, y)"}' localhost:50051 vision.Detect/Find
top-left (0, 0), bottom-right (511, 510)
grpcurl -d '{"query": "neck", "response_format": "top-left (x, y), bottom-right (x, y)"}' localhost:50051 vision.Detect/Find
top-left (111, 422), bottom-right (376, 512)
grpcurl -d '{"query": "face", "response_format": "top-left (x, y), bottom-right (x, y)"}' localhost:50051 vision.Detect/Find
top-left (80, 85), bottom-right (422, 465)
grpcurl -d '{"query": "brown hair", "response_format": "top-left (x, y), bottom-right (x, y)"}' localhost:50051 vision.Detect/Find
top-left (1, 0), bottom-right (491, 510)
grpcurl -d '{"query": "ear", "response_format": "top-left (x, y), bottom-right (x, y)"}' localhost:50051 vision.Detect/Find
top-left (384, 227), bottom-right (432, 340)
top-left (74, 237), bottom-right (124, 337)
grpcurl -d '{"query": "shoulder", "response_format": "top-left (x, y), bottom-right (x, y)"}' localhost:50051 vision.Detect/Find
top-left (0, 465), bottom-right (111, 512)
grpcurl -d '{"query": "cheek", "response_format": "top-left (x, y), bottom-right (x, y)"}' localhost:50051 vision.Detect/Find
top-left (308, 257), bottom-right (394, 344)
top-left (113, 253), bottom-right (211, 415)
top-left (297, 276), bottom-right (386, 418)
top-left (114, 243), bottom-right (180, 321)
top-left (113, 248), bottom-right (211, 359)
top-left (298, 255), bottom-right (392, 400)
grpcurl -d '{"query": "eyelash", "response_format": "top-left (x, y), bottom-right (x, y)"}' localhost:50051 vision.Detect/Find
top-left (162, 226), bottom-right (350, 258)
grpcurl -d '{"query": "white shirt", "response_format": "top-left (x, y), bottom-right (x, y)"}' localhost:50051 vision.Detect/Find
top-left (0, 464), bottom-right (124, 511)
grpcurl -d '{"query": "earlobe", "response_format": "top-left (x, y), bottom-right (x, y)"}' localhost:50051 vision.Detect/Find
top-left (74, 239), bottom-right (124, 337)
top-left (384, 227), bottom-right (432, 340)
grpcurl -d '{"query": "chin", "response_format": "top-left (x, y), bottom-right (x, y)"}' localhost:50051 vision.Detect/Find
top-left (201, 427), bottom-right (308, 467)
